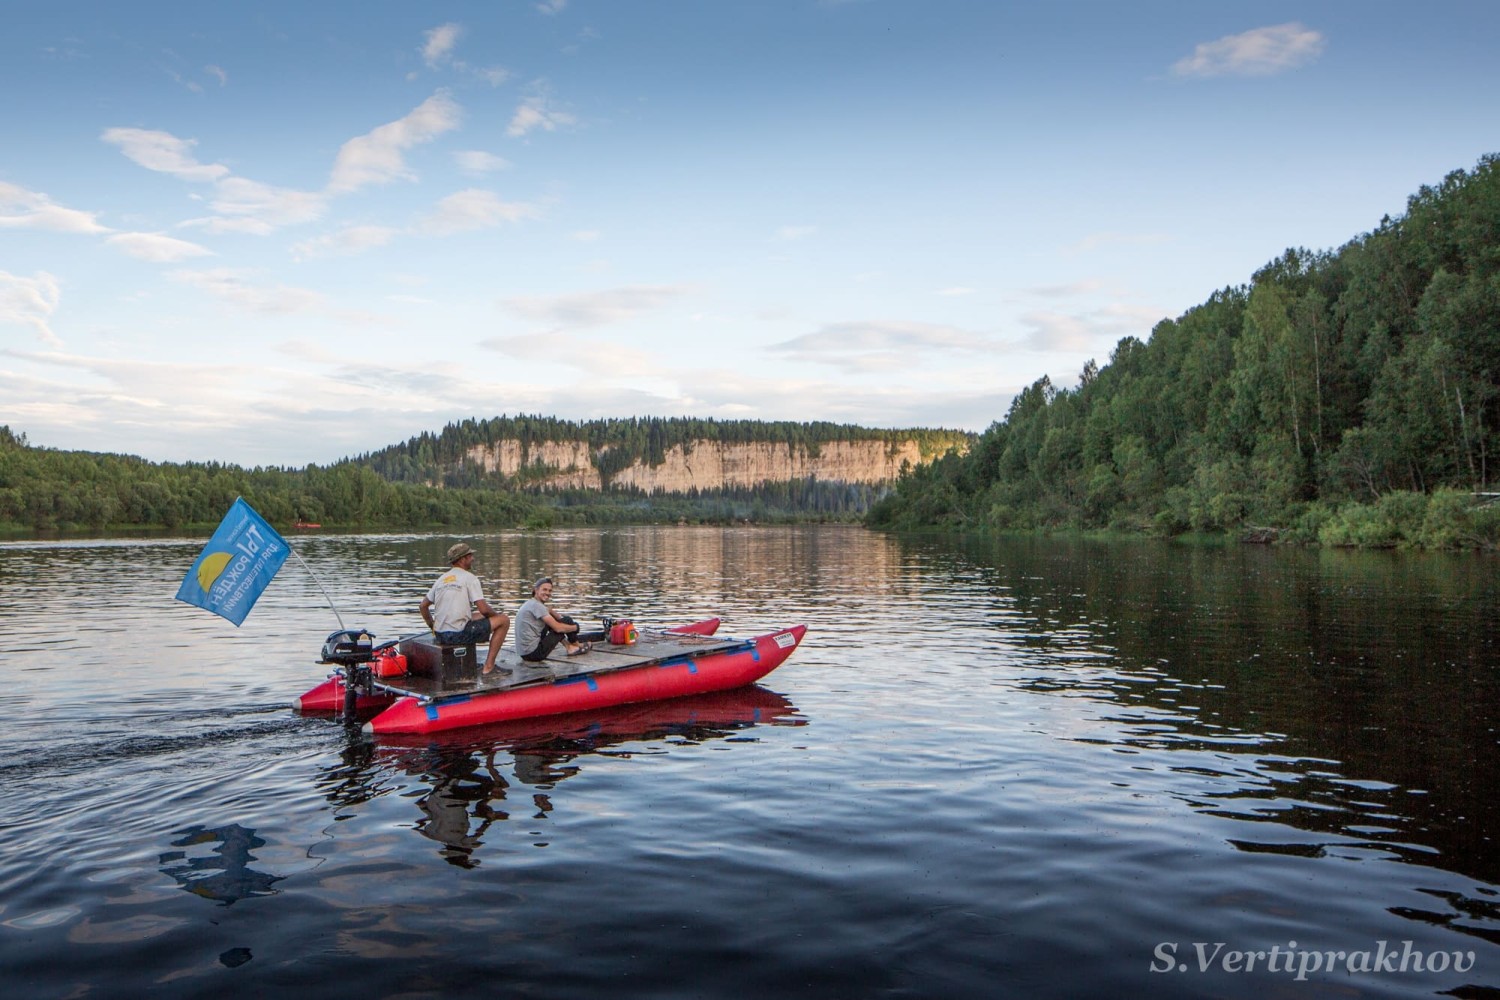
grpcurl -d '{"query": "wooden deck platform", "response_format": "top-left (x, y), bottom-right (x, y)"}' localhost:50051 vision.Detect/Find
top-left (371, 629), bottom-right (749, 703)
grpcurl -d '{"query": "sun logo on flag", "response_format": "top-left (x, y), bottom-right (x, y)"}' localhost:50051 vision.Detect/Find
top-left (196, 551), bottom-right (234, 592)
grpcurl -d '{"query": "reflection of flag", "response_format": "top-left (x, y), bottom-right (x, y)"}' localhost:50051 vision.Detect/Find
top-left (175, 498), bottom-right (289, 626)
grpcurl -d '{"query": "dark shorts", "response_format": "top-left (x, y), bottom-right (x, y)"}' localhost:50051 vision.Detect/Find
top-left (436, 618), bottom-right (490, 645)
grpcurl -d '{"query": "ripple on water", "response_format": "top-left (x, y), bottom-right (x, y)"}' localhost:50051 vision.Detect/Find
top-left (0, 528), bottom-right (1496, 998)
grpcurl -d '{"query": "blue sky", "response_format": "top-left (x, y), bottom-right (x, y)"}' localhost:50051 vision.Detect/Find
top-left (3, 1), bottom-right (1497, 466)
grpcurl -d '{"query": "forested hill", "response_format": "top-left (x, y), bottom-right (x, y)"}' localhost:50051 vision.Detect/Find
top-left (0, 425), bottom-right (538, 533)
top-left (354, 415), bottom-right (973, 489)
top-left (0, 417), bottom-right (972, 533)
top-left (869, 154), bottom-right (1500, 549)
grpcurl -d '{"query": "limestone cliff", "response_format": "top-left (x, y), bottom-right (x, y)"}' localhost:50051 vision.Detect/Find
top-left (463, 438), bottom-right (942, 493)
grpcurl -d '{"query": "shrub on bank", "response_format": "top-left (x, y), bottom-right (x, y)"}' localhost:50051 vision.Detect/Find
top-left (1317, 490), bottom-right (1499, 550)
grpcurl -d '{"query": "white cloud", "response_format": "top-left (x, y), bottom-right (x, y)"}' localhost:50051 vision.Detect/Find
top-left (507, 89), bottom-right (576, 138)
top-left (0, 181), bottom-right (111, 234)
top-left (170, 267), bottom-right (323, 314)
top-left (768, 320), bottom-right (993, 372)
top-left (207, 176), bottom-right (327, 231)
top-left (454, 150), bottom-right (512, 174)
top-left (0, 348), bottom-right (382, 463)
top-left (105, 232), bottom-right (215, 262)
top-left (416, 189), bottom-right (540, 235)
top-left (482, 332), bottom-right (656, 376)
top-left (777, 225), bottom-right (817, 241)
top-left (419, 25), bottom-right (509, 84)
top-left (205, 64), bottom-right (228, 86)
top-left (1064, 231), bottom-right (1171, 254)
top-left (1019, 303), bottom-right (1164, 352)
top-left (290, 225), bottom-right (399, 259)
top-left (936, 286), bottom-right (975, 297)
top-left (1025, 278), bottom-right (1105, 298)
top-left (501, 285), bottom-right (686, 330)
top-left (101, 128), bottom-right (230, 182)
top-left (572, 230), bottom-right (601, 242)
top-left (1173, 23), bottom-right (1326, 78)
top-left (327, 91), bottom-right (463, 194)
top-left (100, 123), bottom-right (346, 236)
top-left (671, 364), bottom-right (1007, 432)
top-left (422, 23), bottom-right (463, 68)
top-left (536, 0), bottom-right (567, 14)
top-left (166, 68), bottom-right (204, 94)
top-left (0, 271), bottom-right (63, 346)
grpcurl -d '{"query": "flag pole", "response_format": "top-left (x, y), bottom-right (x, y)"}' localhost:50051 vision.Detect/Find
top-left (289, 545), bottom-right (346, 631)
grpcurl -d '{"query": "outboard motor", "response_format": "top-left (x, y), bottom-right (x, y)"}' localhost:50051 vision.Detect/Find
top-left (320, 629), bottom-right (377, 719)
top-left (321, 629), bottom-right (375, 666)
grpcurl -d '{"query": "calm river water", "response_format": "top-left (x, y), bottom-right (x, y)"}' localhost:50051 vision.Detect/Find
top-left (0, 525), bottom-right (1496, 998)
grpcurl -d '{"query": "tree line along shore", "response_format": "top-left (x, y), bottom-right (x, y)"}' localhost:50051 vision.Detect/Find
top-left (0, 419), bottom-right (966, 535)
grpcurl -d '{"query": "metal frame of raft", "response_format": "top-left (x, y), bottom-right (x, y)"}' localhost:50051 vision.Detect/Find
top-left (294, 618), bottom-right (807, 736)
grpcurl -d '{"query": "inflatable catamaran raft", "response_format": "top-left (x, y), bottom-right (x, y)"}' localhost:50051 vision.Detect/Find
top-left (295, 618), bottom-right (807, 735)
top-left (172, 500), bottom-right (805, 738)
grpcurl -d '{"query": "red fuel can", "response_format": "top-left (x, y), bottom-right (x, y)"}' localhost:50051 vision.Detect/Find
top-left (372, 651), bottom-right (408, 677)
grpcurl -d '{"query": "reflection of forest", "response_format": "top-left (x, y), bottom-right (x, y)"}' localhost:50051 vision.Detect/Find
top-left (400, 524), bottom-right (907, 620)
top-left (927, 534), bottom-right (1500, 886)
top-left (295, 525), bottom-right (913, 656)
top-left (317, 686), bottom-right (803, 868)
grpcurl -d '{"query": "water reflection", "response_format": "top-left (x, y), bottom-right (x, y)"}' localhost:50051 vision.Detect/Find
top-left (890, 532), bottom-right (1500, 953)
top-left (319, 686), bottom-right (803, 867)
top-left (408, 750), bottom-right (512, 868)
top-left (158, 823), bottom-right (284, 904)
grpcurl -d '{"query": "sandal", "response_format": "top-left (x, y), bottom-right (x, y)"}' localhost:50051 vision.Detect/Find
top-left (566, 642), bottom-right (592, 656)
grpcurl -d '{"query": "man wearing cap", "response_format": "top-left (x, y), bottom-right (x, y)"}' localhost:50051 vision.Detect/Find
top-left (420, 542), bottom-right (511, 676)
top-left (515, 576), bottom-right (591, 662)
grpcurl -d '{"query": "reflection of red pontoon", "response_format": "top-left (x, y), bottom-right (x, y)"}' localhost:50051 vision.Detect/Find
top-left (375, 684), bottom-right (804, 753)
top-left (294, 619), bottom-right (806, 736)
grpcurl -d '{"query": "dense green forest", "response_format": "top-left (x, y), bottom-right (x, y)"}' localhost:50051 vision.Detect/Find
top-left (0, 417), bottom-right (954, 534)
top-left (357, 414), bottom-right (971, 488)
top-left (0, 425), bottom-right (539, 533)
top-left (869, 155), bottom-right (1500, 549)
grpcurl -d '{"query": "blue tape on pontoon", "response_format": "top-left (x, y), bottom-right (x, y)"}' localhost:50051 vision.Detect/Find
top-left (424, 695), bottom-right (472, 719)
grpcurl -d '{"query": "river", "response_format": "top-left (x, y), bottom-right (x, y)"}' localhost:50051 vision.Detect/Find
top-left (0, 525), bottom-right (1495, 998)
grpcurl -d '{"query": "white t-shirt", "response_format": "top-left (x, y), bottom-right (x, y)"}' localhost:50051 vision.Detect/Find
top-left (425, 565), bottom-right (483, 633)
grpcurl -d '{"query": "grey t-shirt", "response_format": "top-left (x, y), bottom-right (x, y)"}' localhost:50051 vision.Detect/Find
top-left (514, 597), bottom-right (550, 655)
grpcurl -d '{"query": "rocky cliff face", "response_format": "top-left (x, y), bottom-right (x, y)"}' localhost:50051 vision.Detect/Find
top-left (468, 439), bottom-right (599, 489)
top-left (464, 438), bottom-right (932, 492)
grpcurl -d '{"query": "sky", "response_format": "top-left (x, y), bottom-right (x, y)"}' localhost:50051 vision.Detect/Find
top-left (2, 1), bottom-right (1498, 467)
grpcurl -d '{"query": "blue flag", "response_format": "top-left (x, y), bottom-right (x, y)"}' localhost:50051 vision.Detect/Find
top-left (175, 498), bottom-right (290, 626)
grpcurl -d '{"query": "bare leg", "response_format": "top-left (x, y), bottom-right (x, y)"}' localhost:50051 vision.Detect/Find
top-left (483, 613), bottom-right (511, 673)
